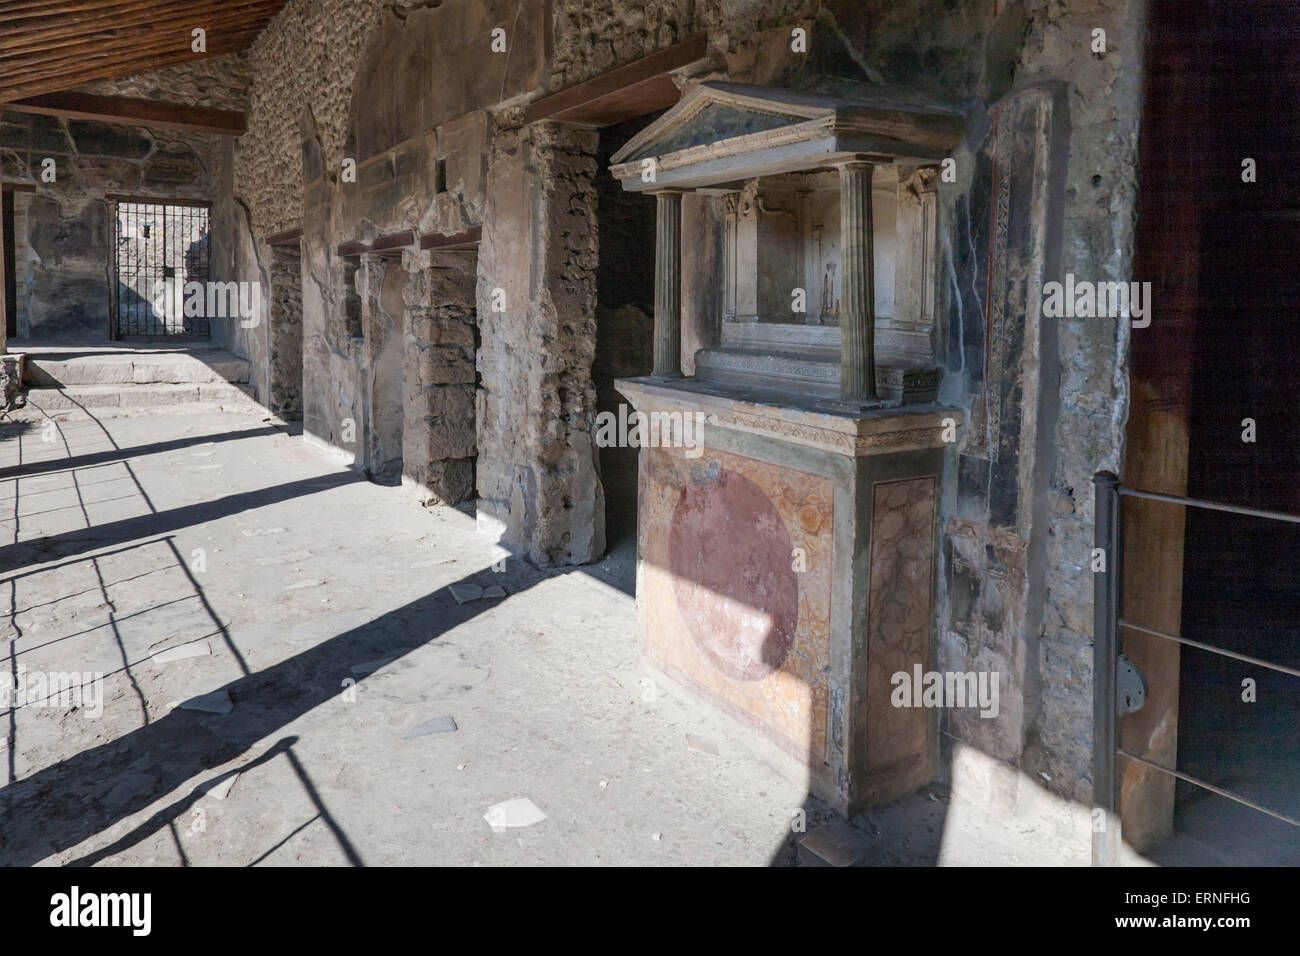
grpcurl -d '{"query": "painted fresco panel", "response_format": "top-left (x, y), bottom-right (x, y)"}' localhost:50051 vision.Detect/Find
top-left (640, 444), bottom-right (833, 762)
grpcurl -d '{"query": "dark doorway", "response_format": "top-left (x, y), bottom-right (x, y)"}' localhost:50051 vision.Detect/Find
top-left (593, 119), bottom-right (657, 572)
top-left (1133, 0), bottom-right (1300, 864)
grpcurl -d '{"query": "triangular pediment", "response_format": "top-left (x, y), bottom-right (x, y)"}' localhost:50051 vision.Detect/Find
top-left (611, 83), bottom-right (832, 166)
top-left (609, 82), bottom-right (965, 191)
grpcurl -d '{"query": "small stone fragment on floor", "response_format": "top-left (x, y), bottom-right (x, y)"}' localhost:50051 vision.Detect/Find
top-left (796, 820), bottom-right (877, 867)
top-left (150, 641), bottom-right (211, 665)
top-left (200, 773), bottom-right (239, 801)
top-left (404, 716), bottom-right (458, 738)
top-left (449, 583), bottom-right (483, 604)
top-left (685, 734), bottom-right (718, 755)
top-left (484, 797), bottom-right (547, 832)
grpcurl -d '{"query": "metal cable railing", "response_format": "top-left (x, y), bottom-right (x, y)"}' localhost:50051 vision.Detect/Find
top-left (1092, 471), bottom-right (1300, 865)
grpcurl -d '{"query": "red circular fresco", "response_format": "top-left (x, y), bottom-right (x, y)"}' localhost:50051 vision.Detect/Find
top-left (668, 468), bottom-right (799, 682)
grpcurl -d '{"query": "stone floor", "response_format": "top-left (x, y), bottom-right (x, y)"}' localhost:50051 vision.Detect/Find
top-left (0, 403), bottom-right (1128, 866)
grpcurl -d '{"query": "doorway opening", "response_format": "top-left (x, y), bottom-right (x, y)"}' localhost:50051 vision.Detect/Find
top-left (1126, 0), bottom-right (1300, 865)
top-left (593, 118), bottom-right (657, 583)
top-left (268, 242), bottom-right (304, 420)
top-left (113, 200), bottom-right (211, 339)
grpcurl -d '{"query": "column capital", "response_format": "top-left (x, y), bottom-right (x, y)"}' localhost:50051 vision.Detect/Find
top-left (646, 187), bottom-right (689, 198)
top-left (833, 158), bottom-right (878, 173)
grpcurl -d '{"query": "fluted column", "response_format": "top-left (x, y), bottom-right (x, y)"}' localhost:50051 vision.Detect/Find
top-left (838, 162), bottom-right (876, 401)
top-left (652, 190), bottom-right (683, 378)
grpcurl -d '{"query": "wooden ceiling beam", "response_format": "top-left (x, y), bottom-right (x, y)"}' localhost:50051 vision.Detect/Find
top-left (0, 36), bottom-right (260, 103)
top-left (523, 34), bottom-right (709, 127)
top-left (0, 0), bottom-right (252, 25)
top-left (0, 21), bottom-right (268, 77)
top-left (0, 26), bottom-right (265, 86)
top-left (0, 1), bottom-right (284, 54)
top-left (0, 0), bottom-right (287, 103)
top-left (3, 92), bottom-right (246, 136)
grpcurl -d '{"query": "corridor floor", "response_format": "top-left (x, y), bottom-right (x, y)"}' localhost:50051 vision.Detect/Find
top-left (0, 405), bottom-right (1112, 866)
top-left (0, 406), bottom-right (824, 865)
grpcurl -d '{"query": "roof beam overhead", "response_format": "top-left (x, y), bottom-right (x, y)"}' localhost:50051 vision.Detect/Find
top-left (3, 91), bottom-right (246, 136)
top-left (522, 33), bottom-right (710, 127)
top-left (0, 0), bottom-right (289, 103)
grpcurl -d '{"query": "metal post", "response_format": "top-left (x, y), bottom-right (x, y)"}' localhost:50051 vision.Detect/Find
top-left (1092, 470), bottom-right (1121, 865)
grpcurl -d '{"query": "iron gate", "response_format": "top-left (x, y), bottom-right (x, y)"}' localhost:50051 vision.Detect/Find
top-left (1092, 471), bottom-right (1300, 864)
top-left (113, 200), bottom-right (211, 338)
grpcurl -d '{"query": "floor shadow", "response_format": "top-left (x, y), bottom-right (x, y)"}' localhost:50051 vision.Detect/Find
top-left (0, 470), bottom-right (363, 574)
top-left (0, 559), bottom-right (543, 866)
top-left (0, 425), bottom-right (280, 480)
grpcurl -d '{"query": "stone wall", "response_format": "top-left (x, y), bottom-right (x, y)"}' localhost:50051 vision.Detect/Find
top-left (552, 0), bottom-right (702, 87)
top-left (235, 0), bottom-right (546, 240)
top-left (1015, 0), bottom-right (1143, 799)
top-left (476, 122), bottom-right (604, 566)
top-left (0, 58), bottom-right (247, 342)
top-left (223, 0), bottom-right (547, 501)
top-left (1, 113), bottom-right (220, 341)
top-left (79, 55), bottom-right (251, 112)
top-left (237, 0), bottom-right (388, 239)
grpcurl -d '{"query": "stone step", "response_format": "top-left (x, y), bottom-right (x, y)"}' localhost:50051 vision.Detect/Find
top-left (22, 382), bottom-right (257, 412)
top-left (20, 349), bottom-right (251, 387)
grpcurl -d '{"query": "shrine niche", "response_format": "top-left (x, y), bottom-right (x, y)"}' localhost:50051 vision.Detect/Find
top-left (612, 82), bottom-right (966, 814)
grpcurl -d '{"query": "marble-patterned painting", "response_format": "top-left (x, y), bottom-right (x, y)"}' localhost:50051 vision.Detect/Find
top-left (866, 476), bottom-right (936, 771)
top-left (640, 446), bottom-right (833, 763)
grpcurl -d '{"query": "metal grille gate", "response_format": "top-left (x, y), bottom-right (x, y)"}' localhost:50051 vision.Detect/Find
top-left (1092, 471), bottom-right (1300, 864)
top-left (113, 200), bottom-right (211, 338)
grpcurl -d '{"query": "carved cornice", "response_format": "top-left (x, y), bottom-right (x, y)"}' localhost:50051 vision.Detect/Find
top-left (617, 377), bottom-right (961, 457)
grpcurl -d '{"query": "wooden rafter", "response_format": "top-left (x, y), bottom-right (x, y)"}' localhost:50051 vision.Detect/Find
top-left (5, 92), bottom-right (246, 135)
top-left (523, 34), bottom-right (709, 127)
top-left (0, 0), bottom-right (288, 103)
